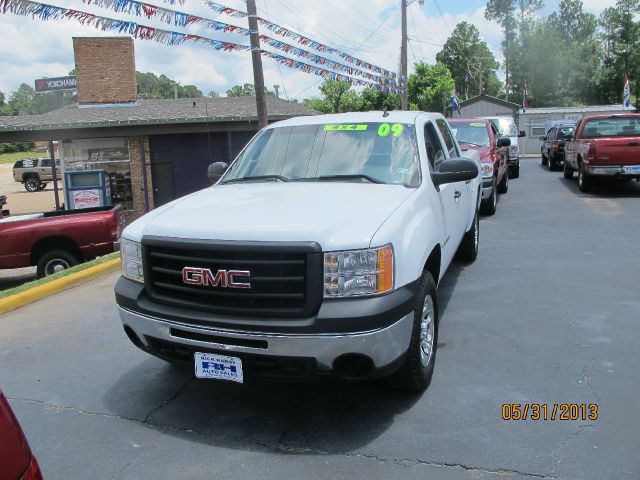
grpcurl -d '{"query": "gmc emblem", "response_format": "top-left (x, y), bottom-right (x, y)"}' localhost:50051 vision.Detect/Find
top-left (182, 267), bottom-right (251, 289)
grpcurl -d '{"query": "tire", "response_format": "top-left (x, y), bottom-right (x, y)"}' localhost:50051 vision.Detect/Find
top-left (456, 211), bottom-right (479, 262)
top-left (549, 156), bottom-right (557, 171)
top-left (510, 163), bottom-right (520, 179)
top-left (480, 183), bottom-right (497, 215)
top-left (38, 183), bottom-right (48, 191)
top-left (387, 270), bottom-right (438, 392)
top-left (541, 151), bottom-right (548, 166)
top-left (24, 177), bottom-right (40, 192)
top-left (497, 170), bottom-right (509, 194)
top-left (563, 162), bottom-right (574, 179)
top-left (578, 165), bottom-right (592, 193)
top-left (36, 249), bottom-right (80, 278)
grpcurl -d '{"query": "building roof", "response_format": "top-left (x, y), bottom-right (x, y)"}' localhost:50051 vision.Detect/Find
top-left (520, 104), bottom-right (634, 115)
top-left (0, 96), bottom-right (317, 133)
top-left (459, 94), bottom-right (520, 109)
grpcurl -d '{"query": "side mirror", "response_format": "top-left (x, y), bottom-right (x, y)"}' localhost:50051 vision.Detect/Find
top-left (518, 130), bottom-right (526, 137)
top-left (431, 159), bottom-right (479, 187)
top-left (497, 137), bottom-right (511, 147)
top-left (208, 162), bottom-right (228, 183)
top-left (539, 136), bottom-right (546, 141)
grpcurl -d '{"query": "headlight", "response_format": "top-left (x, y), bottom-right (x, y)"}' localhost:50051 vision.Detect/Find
top-left (324, 244), bottom-right (393, 297)
top-left (120, 238), bottom-right (143, 283)
top-left (481, 163), bottom-right (494, 178)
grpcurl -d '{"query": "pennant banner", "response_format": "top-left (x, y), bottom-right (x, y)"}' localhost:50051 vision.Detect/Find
top-left (202, 0), bottom-right (400, 81)
top-left (0, 0), bottom-right (401, 94)
top-left (81, 0), bottom-right (400, 88)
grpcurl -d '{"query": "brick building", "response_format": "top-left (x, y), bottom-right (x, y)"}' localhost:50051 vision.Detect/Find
top-left (0, 37), bottom-right (316, 222)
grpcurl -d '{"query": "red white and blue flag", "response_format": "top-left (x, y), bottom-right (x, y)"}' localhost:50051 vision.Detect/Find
top-left (623, 74), bottom-right (631, 108)
top-left (523, 81), bottom-right (529, 111)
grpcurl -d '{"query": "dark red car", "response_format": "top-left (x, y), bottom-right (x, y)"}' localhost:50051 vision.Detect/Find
top-left (449, 119), bottom-right (511, 215)
top-left (0, 390), bottom-right (43, 480)
top-left (0, 205), bottom-right (124, 278)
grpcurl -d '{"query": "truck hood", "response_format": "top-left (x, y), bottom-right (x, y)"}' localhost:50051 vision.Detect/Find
top-left (135, 182), bottom-right (416, 250)
top-left (461, 145), bottom-right (491, 163)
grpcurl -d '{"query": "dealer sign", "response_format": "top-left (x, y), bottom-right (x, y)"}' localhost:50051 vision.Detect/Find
top-left (34, 76), bottom-right (77, 92)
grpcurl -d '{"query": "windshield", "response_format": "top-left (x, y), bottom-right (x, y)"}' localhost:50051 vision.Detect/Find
top-left (582, 117), bottom-right (640, 137)
top-left (490, 118), bottom-right (517, 137)
top-left (222, 122), bottom-right (419, 187)
top-left (450, 122), bottom-right (490, 147)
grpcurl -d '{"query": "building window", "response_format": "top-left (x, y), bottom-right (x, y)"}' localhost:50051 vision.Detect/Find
top-left (60, 137), bottom-right (133, 210)
top-left (531, 125), bottom-right (546, 137)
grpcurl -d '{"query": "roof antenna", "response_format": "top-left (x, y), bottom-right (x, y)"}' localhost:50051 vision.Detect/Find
top-left (383, 108), bottom-right (389, 117)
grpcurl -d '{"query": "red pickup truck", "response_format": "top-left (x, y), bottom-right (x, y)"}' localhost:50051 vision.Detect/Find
top-left (564, 114), bottom-right (640, 192)
top-left (449, 118), bottom-right (510, 215)
top-left (0, 205), bottom-right (124, 278)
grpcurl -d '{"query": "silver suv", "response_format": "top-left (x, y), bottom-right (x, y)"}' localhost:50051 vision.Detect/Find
top-left (12, 158), bottom-right (60, 192)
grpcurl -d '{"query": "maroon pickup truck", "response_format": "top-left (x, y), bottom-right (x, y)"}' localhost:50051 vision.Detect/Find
top-left (564, 114), bottom-right (640, 192)
top-left (0, 205), bottom-right (124, 278)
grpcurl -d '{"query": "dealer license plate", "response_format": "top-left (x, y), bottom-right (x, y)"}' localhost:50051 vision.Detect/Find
top-left (622, 165), bottom-right (640, 174)
top-left (194, 352), bottom-right (243, 383)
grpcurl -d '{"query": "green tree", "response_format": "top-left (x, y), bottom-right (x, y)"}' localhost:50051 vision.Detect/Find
top-left (485, 0), bottom-right (544, 98)
top-left (207, 91), bottom-right (221, 98)
top-left (407, 62), bottom-right (455, 113)
top-left (436, 22), bottom-right (501, 99)
top-left (359, 88), bottom-right (401, 111)
top-left (226, 83), bottom-right (275, 97)
top-left (303, 80), bottom-right (362, 113)
top-left (136, 72), bottom-right (203, 99)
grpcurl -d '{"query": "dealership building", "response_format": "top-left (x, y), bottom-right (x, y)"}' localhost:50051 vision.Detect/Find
top-left (0, 37), bottom-right (316, 222)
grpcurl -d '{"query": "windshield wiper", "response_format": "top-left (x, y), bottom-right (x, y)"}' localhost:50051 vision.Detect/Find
top-left (458, 140), bottom-right (483, 147)
top-left (314, 174), bottom-right (386, 184)
top-left (221, 175), bottom-right (290, 184)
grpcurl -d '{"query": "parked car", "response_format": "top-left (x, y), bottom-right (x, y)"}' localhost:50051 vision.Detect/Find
top-left (0, 205), bottom-right (124, 277)
top-left (116, 111), bottom-right (481, 392)
top-left (540, 123), bottom-right (575, 170)
top-left (564, 114), bottom-right (640, 192)
top-left (13, 157), bottom-right (60, 192)
top-left (449, 118), bottom-right (510, 215)
top-left (482, 116), bottom-right (526, 178)
top-left (0, 389), bottom-right (43, 480)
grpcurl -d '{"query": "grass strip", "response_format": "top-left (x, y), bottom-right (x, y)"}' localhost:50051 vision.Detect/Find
top-left (0, 151), bottom-right (44, 165)
top-left (0, 252), bottom-right (120, 300)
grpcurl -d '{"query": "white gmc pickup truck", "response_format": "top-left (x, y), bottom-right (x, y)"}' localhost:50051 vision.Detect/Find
top-left (115, 111), bottom-right (481, 392)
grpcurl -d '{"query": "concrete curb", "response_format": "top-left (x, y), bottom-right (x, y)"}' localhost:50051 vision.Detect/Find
top-left (0, 258), bottom-right (120, 315)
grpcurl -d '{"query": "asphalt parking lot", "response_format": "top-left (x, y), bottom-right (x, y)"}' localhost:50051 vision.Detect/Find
top-left (1, 158), bottom-right (639, 479)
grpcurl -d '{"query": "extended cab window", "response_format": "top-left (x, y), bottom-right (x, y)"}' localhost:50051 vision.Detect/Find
top-left (582, 117), bottom-right (640, 137)
top-left (224, 122), bottom-right (420, 187)
top-left (557, 127), bottom-right (574, 140)
top-left (424, 123), bottom-right (446, 170)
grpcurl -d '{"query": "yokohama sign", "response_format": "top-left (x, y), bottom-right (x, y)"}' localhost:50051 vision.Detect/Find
top-left (182, 267), bottom-right (251, 289)
top-left (34, 76), bottom-right (77, 92)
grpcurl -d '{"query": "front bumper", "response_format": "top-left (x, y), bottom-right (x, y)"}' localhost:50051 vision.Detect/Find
top-left (115, 277), bottom-right (418, 379)
top-left (587, 165), bottom-right (640, 177)
top-left (481, 177), bottom-right (494, 199)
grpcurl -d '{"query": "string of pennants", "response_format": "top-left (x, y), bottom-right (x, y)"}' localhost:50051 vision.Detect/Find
top-left (0, 0), bottom-right (403, 94)
top-left (199, 0), bottom-right (401, 82)
top-left (79, 0), bottom-right (402, 90)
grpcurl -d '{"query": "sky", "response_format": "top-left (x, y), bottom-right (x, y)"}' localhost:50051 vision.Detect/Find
top-left (0, 0), bottom-right (619, 102)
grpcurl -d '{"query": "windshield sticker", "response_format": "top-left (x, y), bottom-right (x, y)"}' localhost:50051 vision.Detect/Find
top-left (324, 124), bottom-right (368, 131)
top-left (469, 123), bottom-right (485, 127)
top-left (377, 123), bottom-right (405, 137)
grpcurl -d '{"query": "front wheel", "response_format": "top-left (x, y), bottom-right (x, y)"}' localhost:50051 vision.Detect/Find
top-left (563, 162), bottom-right (574, 179)
top-left (38, 183), bottom-right (48, 191)
top-left (497, 171), bottom-right (509, 194)
top-left (387, 271), bottom-right (438, 392)
top-left (36, 249), bottom-right (80, 278)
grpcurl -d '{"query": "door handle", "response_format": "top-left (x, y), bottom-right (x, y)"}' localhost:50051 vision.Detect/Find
top-left (454, 191), bottom-right (462, 199)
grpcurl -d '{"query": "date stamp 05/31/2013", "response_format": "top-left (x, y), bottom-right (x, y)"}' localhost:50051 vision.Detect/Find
top-left (501, 403), bottom-right (599, 421)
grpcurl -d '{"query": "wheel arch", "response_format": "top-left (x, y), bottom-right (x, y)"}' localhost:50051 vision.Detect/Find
top-left (423, 245), bottom-right (442, 287)
top-left (30, 236), bottom-right (82, 265)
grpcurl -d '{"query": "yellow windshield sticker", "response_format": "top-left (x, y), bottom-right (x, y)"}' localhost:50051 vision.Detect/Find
top-left (324, 124), bottom-right (368, 131)
top-left (378, 123), bottom-right (405, 137)
top-left (469, 123), bottom-right (486, 127)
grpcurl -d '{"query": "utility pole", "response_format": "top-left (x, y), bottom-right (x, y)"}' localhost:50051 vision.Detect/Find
top-left (401, 0), bottom-right (408, 110)
top-left (247, 0), bottom-right (268, 128)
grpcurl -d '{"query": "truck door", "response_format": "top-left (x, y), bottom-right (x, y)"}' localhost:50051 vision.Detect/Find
top-left (425, 122), bottom-right (468, 268)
